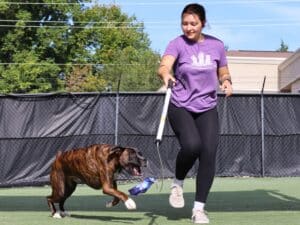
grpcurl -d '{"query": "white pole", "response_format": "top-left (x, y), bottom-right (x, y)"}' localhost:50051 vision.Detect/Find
top-left (156, 84), bottom-right (172, 143)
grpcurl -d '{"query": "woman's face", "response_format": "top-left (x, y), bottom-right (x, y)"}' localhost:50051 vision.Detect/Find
top-left (181, 13), bottom-right (204, 42)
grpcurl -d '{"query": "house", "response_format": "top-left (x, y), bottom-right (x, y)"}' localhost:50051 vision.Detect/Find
top-left (226, 50), bottom-right (295, 93)
top-left (278, 49), bottom-right (300, 93)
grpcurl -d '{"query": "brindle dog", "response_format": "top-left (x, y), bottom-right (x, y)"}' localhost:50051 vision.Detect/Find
top-left (46, 143), bottom-right (147, 218)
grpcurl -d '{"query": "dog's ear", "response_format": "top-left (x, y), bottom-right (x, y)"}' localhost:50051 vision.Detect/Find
top-left (107, 146), bottom-right (124, 162)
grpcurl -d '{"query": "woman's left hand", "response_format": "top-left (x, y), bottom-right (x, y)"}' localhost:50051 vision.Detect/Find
top-left (220, 80), bottom-right (233, 97)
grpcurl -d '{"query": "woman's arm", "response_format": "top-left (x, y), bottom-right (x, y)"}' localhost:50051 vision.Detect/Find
top-left (157, 55), bottom-right (177, 87)
top-left (218, 66), bottom-right (233, 97)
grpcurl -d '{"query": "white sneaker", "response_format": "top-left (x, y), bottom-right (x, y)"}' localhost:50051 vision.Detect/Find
top-left (191, 209), bottom-right (209, 224)
top-left (169, 184), bottom-right (184, 208)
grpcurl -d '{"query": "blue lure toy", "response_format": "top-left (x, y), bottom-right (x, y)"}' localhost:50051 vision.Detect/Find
top-left (128, 177), bottom-right (156, 196)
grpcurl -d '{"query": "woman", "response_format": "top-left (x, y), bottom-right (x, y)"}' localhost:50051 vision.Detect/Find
top-left (157, 3), bottom-right (233, 224)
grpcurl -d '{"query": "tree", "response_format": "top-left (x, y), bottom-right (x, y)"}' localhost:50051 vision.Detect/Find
top-left (276, 39), bottom-right (289, 52)
top-left (0, 0), bottom-right (161, 93)
top-left (100, 46), bottom-right (161, 91)
top-left (65, 65), bottom-right (107, 92)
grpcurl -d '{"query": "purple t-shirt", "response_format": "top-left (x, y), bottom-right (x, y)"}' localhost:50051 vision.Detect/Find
top-left (163, 34), bottom-right (227, 112)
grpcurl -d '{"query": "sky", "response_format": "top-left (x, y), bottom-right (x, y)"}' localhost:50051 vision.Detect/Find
top-left (97, 0), bottom-right (300, 55)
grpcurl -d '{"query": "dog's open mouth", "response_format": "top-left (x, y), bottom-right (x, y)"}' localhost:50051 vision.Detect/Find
top-left (123, 154), bottom-right (147, 177)
top-left (133, 166), bottom-right (142, 176)
top-left (126, 164), bottom-right (142, 176)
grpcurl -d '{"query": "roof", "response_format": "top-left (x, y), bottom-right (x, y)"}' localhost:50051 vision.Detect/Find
top-left (226, 50), bottom-right (294, 58)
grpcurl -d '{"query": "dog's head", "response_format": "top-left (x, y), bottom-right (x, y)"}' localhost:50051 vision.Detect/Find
top-left (109, 146), bottom-right (147, 176)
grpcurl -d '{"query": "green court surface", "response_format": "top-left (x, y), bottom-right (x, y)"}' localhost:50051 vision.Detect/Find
top-left (1, 177), bottom-right (300, 225)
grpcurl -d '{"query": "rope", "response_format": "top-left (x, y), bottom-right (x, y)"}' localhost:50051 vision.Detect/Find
top-left (156, 141), bottom-right (165, 192)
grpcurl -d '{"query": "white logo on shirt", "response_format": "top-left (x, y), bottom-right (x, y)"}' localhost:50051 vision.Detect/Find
top-left (191, 52), bottom-right (212, 67)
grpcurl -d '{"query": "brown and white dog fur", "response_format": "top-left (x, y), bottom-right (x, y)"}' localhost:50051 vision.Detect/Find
top-left (46, 143), bottom-right (147, 218)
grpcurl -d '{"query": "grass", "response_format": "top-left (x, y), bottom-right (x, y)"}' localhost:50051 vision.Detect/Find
top-left (1, 177), bottom-right (300, 225)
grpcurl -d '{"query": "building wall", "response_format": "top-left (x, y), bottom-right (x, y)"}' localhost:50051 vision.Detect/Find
top-left (227, 56), bottom-right (286, 92)
top-left (291, 79), bottom-right (300, 93)
top-left (278, 49), bottom-right (300, 92)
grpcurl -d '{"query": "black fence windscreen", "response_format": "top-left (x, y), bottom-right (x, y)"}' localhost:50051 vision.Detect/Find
top-left (0, 93), bottom-right (300, 187)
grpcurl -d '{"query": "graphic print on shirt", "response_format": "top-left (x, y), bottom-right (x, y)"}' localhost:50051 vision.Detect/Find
top-left (191, 52), bottom-right (212, 68)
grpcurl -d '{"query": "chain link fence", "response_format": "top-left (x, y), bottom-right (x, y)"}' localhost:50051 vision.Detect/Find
top-left (0, 92), bottom-right (300, 187)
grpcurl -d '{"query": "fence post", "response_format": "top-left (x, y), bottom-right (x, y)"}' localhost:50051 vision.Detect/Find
top-left (114, 75), bottom-right (121, 145)
top-left (260, 76), bottom-right (266, 177)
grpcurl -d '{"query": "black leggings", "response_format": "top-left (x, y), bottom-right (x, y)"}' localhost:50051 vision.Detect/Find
top-left (168, 103), bottom-right (219, 203)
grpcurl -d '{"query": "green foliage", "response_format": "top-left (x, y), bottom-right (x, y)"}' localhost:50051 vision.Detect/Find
top-left (0, 50), bottom-right (62, 93)
top-left (100, 46), bottom-right (161, 92)
top-left (276, 39), bottom-right (289, 52)
top-left (0, 1), bottom-right (161, 94)
top-left (65, 65), bottom-right (107, 92)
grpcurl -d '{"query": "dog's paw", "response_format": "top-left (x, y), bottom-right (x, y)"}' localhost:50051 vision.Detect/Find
top-left (60, 211), bottom-right (70, 217)
top-left (106, 198), bottom-right (120, 208)
top-left (52, 211), bottom-right (70, 218)
top-left (52, 212), bottom-right (63, 219)
top-left (125, 198), bottom-right (136, 210)
top-left (106, 201), bottom-right (113, 208)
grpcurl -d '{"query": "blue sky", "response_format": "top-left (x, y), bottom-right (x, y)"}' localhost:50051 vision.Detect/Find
top-left (97, 0), bottom-right (300, 55)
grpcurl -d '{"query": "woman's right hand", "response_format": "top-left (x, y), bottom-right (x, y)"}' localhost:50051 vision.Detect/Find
top-left (163, 74), bottom-right (176, 88)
